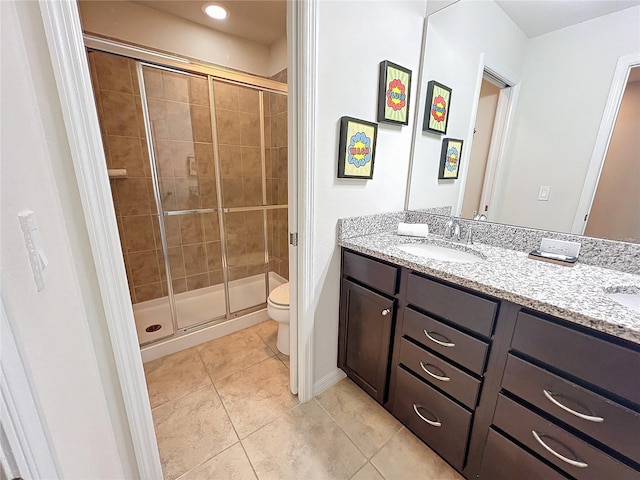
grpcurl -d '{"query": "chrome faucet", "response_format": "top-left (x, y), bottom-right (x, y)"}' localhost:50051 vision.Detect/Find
top-left (444, 217), bottom-right (461, 242)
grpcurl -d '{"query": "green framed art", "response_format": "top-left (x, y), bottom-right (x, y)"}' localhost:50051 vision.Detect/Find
top-left (337, 116), bottom-right (378, 179)
top-left (438, 138), bottom-right (463, 179)
top-left (377, 60), bottom-right (412, 125)
top-left (423, 80), bottom-right (452, 134)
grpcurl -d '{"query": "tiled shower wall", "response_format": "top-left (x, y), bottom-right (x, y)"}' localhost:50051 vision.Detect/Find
top-left (88, 51), bottom-right (289, 303)
top-left (266, 69), bottom-right (289, 280)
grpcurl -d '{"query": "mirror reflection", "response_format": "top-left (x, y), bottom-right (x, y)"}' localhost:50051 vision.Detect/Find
top-left (407, 0), bottom-right (640, 243)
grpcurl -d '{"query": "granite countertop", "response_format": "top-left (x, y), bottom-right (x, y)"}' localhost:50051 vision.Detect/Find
top-left (339, 231), bottom-right (640, 345)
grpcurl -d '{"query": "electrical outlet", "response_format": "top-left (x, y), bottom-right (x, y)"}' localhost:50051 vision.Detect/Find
top-left (538, 186), bottom-right (551, 201)
top-left (540, 238), bottom-right (581, 258)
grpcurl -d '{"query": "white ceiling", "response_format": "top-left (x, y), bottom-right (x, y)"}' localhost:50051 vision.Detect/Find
top-left (133, 0), bottom-right (286, 46)
top-left (495, 0), bottom-right (640, 38)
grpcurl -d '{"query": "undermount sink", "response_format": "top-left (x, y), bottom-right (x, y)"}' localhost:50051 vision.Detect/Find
top-left (397, 243), bottom-right (485, 263)
top-left (604, 286), bottom-right (640, 313)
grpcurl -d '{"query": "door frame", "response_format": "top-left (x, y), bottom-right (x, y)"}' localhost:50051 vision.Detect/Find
top-left (571, 53), bottom-right (640, 234)
top-left (38, 1), bottom-right (316, 477)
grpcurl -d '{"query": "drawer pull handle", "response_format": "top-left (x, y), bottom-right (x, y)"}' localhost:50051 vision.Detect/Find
top-left (381, 308), bottom-right (391, 316)
top-left (412, 404), bottom-right (442, 427)
top-left (423, 330), bottom-right (455, 348)
top-left (531, 430), bottom-right (588, 468)
top-left (419, 361), bottom-right (450, 382)
top-left (543, 390), bottom-right (604, 423)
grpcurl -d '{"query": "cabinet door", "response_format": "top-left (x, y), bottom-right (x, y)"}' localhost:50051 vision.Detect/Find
top-left (339, 279), bottom-right (395, 403)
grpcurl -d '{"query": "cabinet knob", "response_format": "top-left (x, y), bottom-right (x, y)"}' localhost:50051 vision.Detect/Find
top-left (381, 308), bottom-right (391, 316)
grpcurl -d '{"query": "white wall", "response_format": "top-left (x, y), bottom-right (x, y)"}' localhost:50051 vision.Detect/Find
top-left (312, 0), bottom-right (427, 384)
top-left (407, 0), bottom-right (527, 213)
top-left (78, 0), bottom-right (272, 77)
top-left (269, 35), bottom-right (288, 77)
top-left (1, 1), bottom-right (137, 477)
top-left (495, 6), bottom-right (640, 231)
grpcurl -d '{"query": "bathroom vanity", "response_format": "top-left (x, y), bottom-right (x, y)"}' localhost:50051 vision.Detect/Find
top-left (338, 226), bottom-right (640, 479)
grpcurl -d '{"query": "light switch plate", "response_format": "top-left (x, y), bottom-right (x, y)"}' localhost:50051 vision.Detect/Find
top-left (540, 237), bottom-right (581, 258)
top-left (538, 186), bottom-right (551, 201)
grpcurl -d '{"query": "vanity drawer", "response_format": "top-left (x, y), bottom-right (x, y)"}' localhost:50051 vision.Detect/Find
top-left (403, 308), bottom-right (489, 375)
top-left (502, 354), bottom-right (640, 464)
top-left (479, 428), bottom-right (568, 480)
top-left (406, 273), bottom-right (497, 337)
top-left (343, 250), bottom-right (399, 296)
top-left (399, 338), bottom-right (481, 409)
top-left (393, 366), bottom-right (472, 471)
top-left (493, 394), bottom-right (640, 480)
top-left (511, 311), bottom-right (640, 405)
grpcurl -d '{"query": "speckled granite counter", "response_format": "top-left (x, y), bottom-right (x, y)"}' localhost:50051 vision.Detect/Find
top-left (339, 231), bottom-right (640, 345)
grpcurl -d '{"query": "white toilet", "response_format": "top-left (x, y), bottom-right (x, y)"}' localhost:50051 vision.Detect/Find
top-left (267, 282), bottom-right (290, 355)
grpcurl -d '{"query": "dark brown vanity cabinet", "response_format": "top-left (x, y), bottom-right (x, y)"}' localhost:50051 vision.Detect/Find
top-left (389, 271), bottom-right (498, 472)
top-left (338, 248), bottom-right (640, 479)
top-left (482, 311), bottom-right (640, 480)
top-left (338, 250), bottom-right (399, 403)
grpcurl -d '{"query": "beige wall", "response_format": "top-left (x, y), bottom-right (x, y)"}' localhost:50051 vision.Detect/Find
top-left (585, 78), bottom-right (640, 242)
top-left (461, 79), bottom-right (500, 219)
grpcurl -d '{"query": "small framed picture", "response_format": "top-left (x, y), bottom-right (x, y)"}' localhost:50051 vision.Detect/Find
top-left (438, 138), bottom-right (463, 179)
top-left (377, 61), bottom-right (412, 125)
top-left (423, 80), bottom-right (452, 134)
top-left (337, 116), bottom-right (378, 179)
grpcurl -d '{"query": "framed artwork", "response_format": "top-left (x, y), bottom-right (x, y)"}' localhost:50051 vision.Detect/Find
top-left (377, 61), bottom-right (412, 125)
top-left (438, 138), bottom-right (463, 179)
top-left (337, 116), bottom-right (378, 179)
top-left (423, 80), bottom-right (452, 134)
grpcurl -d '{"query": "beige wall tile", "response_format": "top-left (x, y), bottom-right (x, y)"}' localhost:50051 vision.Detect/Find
top-left (228, 266), bottom-right (248, 281)
top-left (171, 277), bottom-right (187, 295)
top-left (223, 212), bottom-right (246, 239)
top-left (179, 214), bottom-right (204, 245)
top-left (205, 241), bottom-right (223, 271)
top-left (146, 97), bottom-right (169, 140)
top-left (242, 178), bottom-right (262, 206)
top-left (166, 101), bottom-right (193, 142)
top-left (167, 247), bottom-right (186, 278)
top-left (183, 244), bottom-right (207, 276)
top-left (276, 147), bottom-right (288, 178)
top-left (101, 91), bottom-right (139, 137)
top-left (142, 68), bottom-right (164, 99)
top-left (218, 145), bottom-right (242, 178)
top-left (186, 273), bottom-right (209, 291)
top-left (93, 51), bottom-right (133, 94)
top-left (239, 112), bottom-right (260, 147)
top-left (156, 249), bottom-right (167, 281)
top-left (237, 87), bottom-right (260, 114)
top-left (241, 147), bottom-right (261, 177)
top-left (134, 282), bottom-right (164, 303)
top-left (202, 212), bottom-right (220, 241)
top-left (170, 141), bottom-right (195, 177)
top-left (194, 143), bottom-right (215, 178)
top-left (198, 178), bottom-right (217, 209)
top-left (189, 76), bottom-right (209, 106)
top-left (190, 105), bottom-right (213, 143)
top-left (107, 136), bottom-right (145, 176)
top-left (129, 250), bottom-right (161, 285)
top-left (122, 215), bottom-right (155, 252)
top-left (247, 264), bottom-right (265, 277)
top-left (278, 178), bottom-right (288, 204)
top-left (163, 216), bottom-right (181, 247)
top-left (225, 240), bottom-right (247, 268)
top-left (213, 81), bottom-right (238, 110)
top-left (215, 109), bottom-right (241, 145)
top-left (276, 113), bottom-right (287, 148)
top-left (115, 178), bottom-right (151, 215)
top-left (162, 71), bottom-right (189, 102)
top-left (158, 177), bottom-right (177, 210)
top-left (174, 178), bottom-right (200, 210)
top-left (209, 269), bottom-right (223, 286)
top-left (222, 178), bottom-right (244, 207)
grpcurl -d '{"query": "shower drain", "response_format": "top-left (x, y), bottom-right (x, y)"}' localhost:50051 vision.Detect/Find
top-left (145, 324), bottom-right (162, 333)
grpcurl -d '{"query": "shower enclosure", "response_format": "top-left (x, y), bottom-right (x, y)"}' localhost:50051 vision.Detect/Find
top-left (87, 42), bottom-right (289, 345)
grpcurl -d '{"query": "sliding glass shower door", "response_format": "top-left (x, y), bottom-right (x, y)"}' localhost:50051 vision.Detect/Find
top-left (139, 64), bottom-right (227, 330)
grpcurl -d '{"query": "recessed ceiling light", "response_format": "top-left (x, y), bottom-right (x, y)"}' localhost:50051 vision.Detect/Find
top-left (203, 4), bottom-right (228, 20)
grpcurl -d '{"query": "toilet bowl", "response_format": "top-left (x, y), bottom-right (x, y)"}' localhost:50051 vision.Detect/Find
top-left (267, 282), bottom-right (290, 355)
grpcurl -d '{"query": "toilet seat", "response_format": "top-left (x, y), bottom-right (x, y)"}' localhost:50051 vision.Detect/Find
top-left (268, 283), bottom-right (289, 307)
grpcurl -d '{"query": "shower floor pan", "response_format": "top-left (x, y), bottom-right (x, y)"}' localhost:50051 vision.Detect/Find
top-left (133, 272), bottom-right (285, 345)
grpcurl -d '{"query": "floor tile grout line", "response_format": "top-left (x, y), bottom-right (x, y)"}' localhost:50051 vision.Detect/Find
top-left (172, 440), bottom-right (244, 480)
top-left (150, 382), bottom-right (216, 413)
top-left (313, 397), bottom-right (370, 463)
top-left (238, 437), bottom-right (261, 480)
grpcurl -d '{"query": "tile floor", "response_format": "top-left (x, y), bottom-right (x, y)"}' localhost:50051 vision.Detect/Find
top-left (144, 320), bottom-right (464, 480)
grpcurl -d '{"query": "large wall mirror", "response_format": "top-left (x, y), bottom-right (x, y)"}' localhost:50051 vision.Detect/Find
top-left (406, 0), bottom-right (640, 243)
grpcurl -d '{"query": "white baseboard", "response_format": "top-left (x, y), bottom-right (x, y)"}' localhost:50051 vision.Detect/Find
top-left (140, 309), bottom-right (269, 363)
top-left (313, 368), bottom-right (347, 396)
